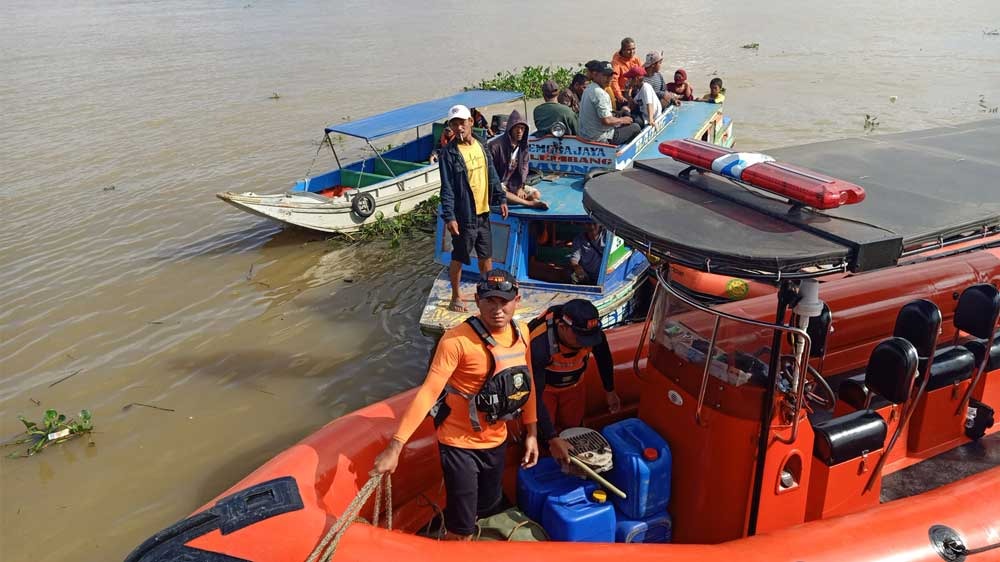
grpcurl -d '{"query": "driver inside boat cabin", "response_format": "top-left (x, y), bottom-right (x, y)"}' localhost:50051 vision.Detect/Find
top-left (569, 222), bottom-right (606, 284)
top-left (373, 269), bottom-right (539, 541)
top-left (528, 298), bottom-right (619, 463)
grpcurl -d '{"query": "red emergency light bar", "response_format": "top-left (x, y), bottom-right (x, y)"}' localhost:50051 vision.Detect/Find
top-left (659, 139), bottom-right (866, 210)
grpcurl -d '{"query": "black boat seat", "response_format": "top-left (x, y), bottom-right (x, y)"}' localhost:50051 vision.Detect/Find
top-left (921, 346), bottom-right (976, 391)
top-left (954, 284), bottom-right (1000, 340)
top-left (839, 375), bottom-right (889, 410)
top-left (964, 330), bottom-right (1000, 371)
top-left (813, 410), bottom-right (887, 466)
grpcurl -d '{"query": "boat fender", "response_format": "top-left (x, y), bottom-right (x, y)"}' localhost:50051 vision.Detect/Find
top-left (351, 192), bottom-right (376, 218)
top-left (124, 476), bottom-right (303, 562)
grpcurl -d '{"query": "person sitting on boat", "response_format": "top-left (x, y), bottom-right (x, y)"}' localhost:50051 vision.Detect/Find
top-left (374, 270), bottom-right (540, 541)
top-left (534, 80), bottom-right (580, 137)
top-left (666, 68), bottom-right (695, 101)
top-left (579, 61), bottom-right (641, 145)
top-left (489, 109), bottom-right (548, 210)
top-left (611, 37), bottom-right (642, 110)
top-left (558, 73), bottom-right (589, 114)
top-left (698, 77), bottom-right (727, 103)
top-left (428, 127), bottom-right (456, 164)
top-left (569, 222), bottom-right (606, 284)
top-left (642, 50), bottom-right (682, 107)
top-left (626, 65), bottom-right (663, 128)
top-left (528, 299), bottom-right (620, 463)
top-left (438, 104), bottom-right (509, 313)
top-left (471, 107), bottom-right (493, 136)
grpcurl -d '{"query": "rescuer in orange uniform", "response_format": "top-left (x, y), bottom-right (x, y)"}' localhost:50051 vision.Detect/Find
top-left (528, 299), bottom-right (620, 462)
top-left (374, 270), bottom-right (539, 540)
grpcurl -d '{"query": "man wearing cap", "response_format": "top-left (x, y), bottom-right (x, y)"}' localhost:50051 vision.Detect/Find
top-left (579, 61), bottom-right (640, 144)
top-left (374, 269), bottom-right (539, 540)
top-left (533, 79), bottom-right (579, 137)
top-left (625, 65), bottom-right (662, 127)
top-left (642, 50), bottom-right (674, 105)
top-left (438, 104), bottom-right (508, 313)
top-left (611, 37), bottom-right (642, 109)
top-left (527, 298), bottom-right (620, 462)
top-left (569, 222), bottom-right (605, 285)
top-left (558, 73), bottom-right (589, 114)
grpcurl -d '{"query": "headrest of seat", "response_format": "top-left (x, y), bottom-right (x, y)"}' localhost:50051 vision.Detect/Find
top-left (892, 299), bottom-right (941, 358)
top-left (954, 284), bottom-right (1000, 339)
top-left (864, 337), bottom-right (918, 405)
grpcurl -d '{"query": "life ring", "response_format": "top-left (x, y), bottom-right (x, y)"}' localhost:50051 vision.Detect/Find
top-left (351, 192), bottom-right (376, 218)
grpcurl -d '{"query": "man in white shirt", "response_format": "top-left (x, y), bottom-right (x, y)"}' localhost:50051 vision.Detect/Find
top-left (624, 65), bottom-right (662, 127)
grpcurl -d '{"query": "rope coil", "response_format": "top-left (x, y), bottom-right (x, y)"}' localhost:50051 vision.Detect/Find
top-left (305, 471), bottom-right (392, 562)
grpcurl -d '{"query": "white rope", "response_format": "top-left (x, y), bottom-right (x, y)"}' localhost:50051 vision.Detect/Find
top-left (305, 471), bottom-right (392, 562)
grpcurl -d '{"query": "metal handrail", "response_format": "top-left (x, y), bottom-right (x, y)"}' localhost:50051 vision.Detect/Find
top-left (632, 279), bottom-right (662, 380)
top-left (654, 267), bottom-right (813, 443)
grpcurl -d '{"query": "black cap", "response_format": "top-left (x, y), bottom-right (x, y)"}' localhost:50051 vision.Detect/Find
top-left (584, 59), bottom-right (602, 72)
top-left (595, 61), bottom-right (614, 75)
top-left (477, 269), bottom-right (518, 301)
top-left (561, 299), bottom-right (603, 346)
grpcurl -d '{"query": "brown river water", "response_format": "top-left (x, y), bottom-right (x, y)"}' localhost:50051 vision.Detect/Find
top-left (2, 1), bottom-right (998, 560)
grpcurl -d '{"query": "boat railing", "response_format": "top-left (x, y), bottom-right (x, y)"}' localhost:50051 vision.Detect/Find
top-left (641, 265), bottom-right (813, 444)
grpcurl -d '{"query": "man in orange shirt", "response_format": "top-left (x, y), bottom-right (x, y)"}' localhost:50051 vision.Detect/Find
top-left (610, 37), bottom-right (641, 109)
top-left (374, 270), bottom-right (539, 540)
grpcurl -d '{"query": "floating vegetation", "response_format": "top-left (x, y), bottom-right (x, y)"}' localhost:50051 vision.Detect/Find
top-left (984, 29), bottom-right (999, 37)
top-left (864, 114), bottom-right (880, 132)
top-left (352, 195), bottom-right (440, 248)
top-left (889, 95), bottom-right (898, 103)
top-left (269, 92), bottom-right (281, 100)
top-left (4, 409), bottom-right (94, 458)
top-left (741, 42), bottom-right (760, 50)
top-left (979, 95), bottom-right (999, 114)
top-left (471, 65), bottom-right (582, 99)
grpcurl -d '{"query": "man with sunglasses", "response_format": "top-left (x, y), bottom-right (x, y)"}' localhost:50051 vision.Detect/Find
top-left (374, 269), bottom-right (539, 540)
top-left (527, 299), bottom-right (620, 462)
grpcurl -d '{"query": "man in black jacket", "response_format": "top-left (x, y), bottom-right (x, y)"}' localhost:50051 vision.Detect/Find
top-left (439, 104), bottom-right (508, 312)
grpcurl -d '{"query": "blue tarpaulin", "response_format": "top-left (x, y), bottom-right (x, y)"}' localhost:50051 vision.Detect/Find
top-left (325, 90), bottom-right (523, 141)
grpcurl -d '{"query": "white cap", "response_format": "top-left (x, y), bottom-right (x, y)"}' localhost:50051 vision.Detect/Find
top-left (447, 104), bottom-right (472, 122)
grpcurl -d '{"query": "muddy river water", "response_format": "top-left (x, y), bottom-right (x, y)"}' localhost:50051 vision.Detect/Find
top-left (2, 1), bottom-right (999, 560)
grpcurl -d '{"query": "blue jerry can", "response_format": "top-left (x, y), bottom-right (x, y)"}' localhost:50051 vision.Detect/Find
top-left (601, 418), bottom-right (672, 519)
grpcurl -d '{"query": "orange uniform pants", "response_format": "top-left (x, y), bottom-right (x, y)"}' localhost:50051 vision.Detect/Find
top-left (542, 382), bottom-right (586, 433)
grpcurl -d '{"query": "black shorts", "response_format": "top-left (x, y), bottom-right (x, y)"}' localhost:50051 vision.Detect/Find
top-left (438, 441), bottom-right (507, 536)
top-left (450, 213), bottom-right (492, 265)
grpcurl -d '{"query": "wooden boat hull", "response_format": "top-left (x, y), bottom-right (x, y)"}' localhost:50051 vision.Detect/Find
top-left (217, 167), bottom-right (440, 234)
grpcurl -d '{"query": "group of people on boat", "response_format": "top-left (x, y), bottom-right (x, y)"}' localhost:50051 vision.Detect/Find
top-left (374, 271), bottom-right (620, 541)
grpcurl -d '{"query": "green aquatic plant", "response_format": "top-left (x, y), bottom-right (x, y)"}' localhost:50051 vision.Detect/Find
top-left (4, 409), bottom-right (94, 458)
top-left (741, 42), bottom-right (760, 50)
top-left (353, 195), bottom-right (440, 248)
top-left (470, 65), bottom-right (583, 99)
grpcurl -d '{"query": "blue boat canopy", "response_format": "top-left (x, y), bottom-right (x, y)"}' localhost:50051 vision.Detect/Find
top-left (325, 90), bottom-right (524, 141)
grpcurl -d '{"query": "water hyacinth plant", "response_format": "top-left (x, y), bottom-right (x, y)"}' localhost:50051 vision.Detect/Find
top-left (4, 409), bottom-right (94, 458)
top-left (471, 65), bottom-right (583, 99)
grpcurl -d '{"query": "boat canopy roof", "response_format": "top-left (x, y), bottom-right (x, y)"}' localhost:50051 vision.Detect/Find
top-left (325, 90), bottom-right (523, 141)
top-left (584, 120), bottom-right (1000, 280)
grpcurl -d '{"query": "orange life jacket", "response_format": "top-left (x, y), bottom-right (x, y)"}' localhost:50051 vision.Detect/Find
top-left (430, 317), bottom-right (531, 432)
top-left (530, 311), bottom-right (592, 388)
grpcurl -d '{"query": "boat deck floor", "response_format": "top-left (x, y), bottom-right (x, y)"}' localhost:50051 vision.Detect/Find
top-left (881, 431), bottom-right (1000, 502)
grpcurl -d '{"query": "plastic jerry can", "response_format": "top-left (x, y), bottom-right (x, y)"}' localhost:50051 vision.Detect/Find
top-left (614, 509), bottom-right (673, 543)
top-left (601, 418), bottom-right (672, 519)
top-left (542, 487), bottom-right (616, 542)
top-left (517, 457), bottom-right (595, 523)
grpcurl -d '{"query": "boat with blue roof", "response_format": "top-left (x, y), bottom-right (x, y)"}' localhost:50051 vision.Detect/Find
top-left (418, 101), bottom-right (733, 335)
top-left (217, 90), bottom-right (524, 234)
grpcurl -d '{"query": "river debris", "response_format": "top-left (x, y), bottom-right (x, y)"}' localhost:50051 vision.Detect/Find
top-left (984, 29), bottom-right (999, 37)
top-left (49, 369), bottom-right (82, 388)
top-left (3, 409), bottom-right (94, 458)
top-left (351, 195), bottom-right (440, 248)
top-left (742, 42), bottom-right (760, 50)
top-left (979, 95), bottom-right (999, 114)
top-left (864, 114), bottom-right (880, 132)
top-left (269, 92), bottom-right (280, 100)
top-left (123, 402), bottom-right (175, 413)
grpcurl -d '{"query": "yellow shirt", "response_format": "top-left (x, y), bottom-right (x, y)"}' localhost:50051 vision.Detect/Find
top-left (457, 140), bottom-right (490, 214)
